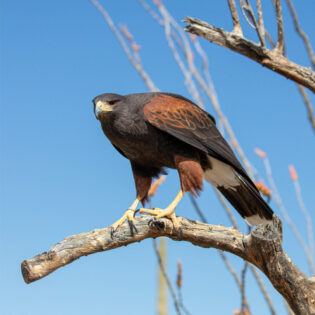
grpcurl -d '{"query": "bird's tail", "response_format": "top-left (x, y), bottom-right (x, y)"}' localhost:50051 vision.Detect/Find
top-left (217, 174), bottom-right (273, 226)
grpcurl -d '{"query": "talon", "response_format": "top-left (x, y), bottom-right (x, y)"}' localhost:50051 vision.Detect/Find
top-left (128, 220), bottom-right (138, 235)
top-left (109, 198), bottom-right (140, 239)
top-left (178, 227), bottom-right (183, 240)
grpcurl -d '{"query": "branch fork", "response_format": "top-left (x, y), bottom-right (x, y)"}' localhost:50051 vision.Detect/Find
top-left (184, 17), bottom-right (315, 93)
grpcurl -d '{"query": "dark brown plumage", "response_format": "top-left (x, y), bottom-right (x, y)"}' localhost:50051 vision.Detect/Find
top-left (93, 92), bottom-right (273, 233)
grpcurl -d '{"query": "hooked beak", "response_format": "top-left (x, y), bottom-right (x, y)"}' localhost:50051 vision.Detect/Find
top-left (94, 101), bottom-right (113, 119)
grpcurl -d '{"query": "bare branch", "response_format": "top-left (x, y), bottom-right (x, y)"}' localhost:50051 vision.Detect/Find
top-left (296, 85), bottom-right (315, 134)
top-left (184, 17), bottom-right (315, 93)
top-left (239, 0), bottom-right (256, 29)
top-left (218, 251), bottom-right (251, 314)
top-left (256, 0), bottom-right (265, 47)
top-left (289, 166), bottom-right (315, 276)
top-left (176, 260), bottom-right (192, 315)
top-left (240, 261), bottom-right (249, 314)
top-left (273, 0), bottom-right (285, 54)
top-left (240, 0), bottom-right (266, 47)
top-left (285, 0), bottom-right (315, 70)
top-left (190, 192), bottom-right (276, 314)
top-left (265, 30), bottom-right (276, 48)
top-left (21, 215), bottom-right (315, 314)
top-left (153, 238), bottom-right (181, 315)
top-left (90, 0), bottom-right (158, 92)
top-left (227, 0), bottom-right (243, 35)
top-left (157, 4), bottom-right (204, 107)
top-left (218, 191), bottom-right (276, 314)
top-left (189, 194), bottom-right (252, 313)
top-left (261, 155), bottom-right (315, 275)
top-left (249, 265), bottom-right (277, 315)
top-left (215, 190), bottom-right (239, 229)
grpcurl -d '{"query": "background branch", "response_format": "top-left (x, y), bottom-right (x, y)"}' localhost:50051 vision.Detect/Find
top-left (184, 17), bottom-right (315, 94)
top-left (285, 0), bottom-right (315, 69)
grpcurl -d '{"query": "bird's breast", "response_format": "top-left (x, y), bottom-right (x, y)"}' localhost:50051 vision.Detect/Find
top-left (101, 119), bottom-right (174, 167)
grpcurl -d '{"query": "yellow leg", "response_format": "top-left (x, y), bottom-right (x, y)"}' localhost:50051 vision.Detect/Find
top-left (139, 190), bottom-right (184, 230)
top-left (110, 198), bottom-right (140, 237)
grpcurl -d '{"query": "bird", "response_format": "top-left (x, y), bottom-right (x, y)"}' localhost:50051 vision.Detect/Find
top-left (93, 92), bottom-right (273, 236)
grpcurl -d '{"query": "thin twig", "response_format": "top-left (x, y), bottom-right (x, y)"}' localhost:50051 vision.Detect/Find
top-left (241, 0), bottom-right (266, 47)
top-left (215, 190), bottom-right (239, 229)
top-left (137, 0), bottom-right (186, 58)
top-left (273, 0), bottom-right (285, 54)
top-left (263, 156), bottom-right (314, 275)
top-left (227, 0), bottom-right (243, 35)
top-left (240, 261), bottom-right (249, 314)
top-left (256, 0), bottom-right (266, 47)
top-left (285, 0), bottom-right (315, 69)
top-left (214, 189), bottom-right (276, 315)
top-left (249, 265), bottom-right (277, 315)
top-left (296, 85), bottom-right (315, 134)
top-left (265, 30), bottom-right (276, 48)
top-left (157, 4), bottom-right (204, 107)
top-left (90, 0), bottom-right (158, 92)
top-left (177, 288), bottom-right (191, 315)
top-left (188, 194), bottom-right (207, 223)
top-left (239, 0), bottom-right (256, 29)
top-left (189, 195), bottom-right (252, 314)
top-left (176, 260), bottom-right (192, 315)
top-left (293, 176), bottom-right (314, 275)
top-left (153, 238), bottom-right (182, 315)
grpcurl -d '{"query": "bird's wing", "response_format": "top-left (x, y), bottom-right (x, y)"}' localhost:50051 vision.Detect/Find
top-left (143, 93), bottom-right (246, 177)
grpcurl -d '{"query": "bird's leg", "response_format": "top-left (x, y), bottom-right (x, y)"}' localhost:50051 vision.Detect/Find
top-left (110, 198), bottom-right (140, 238)
top-left (139, 190), bottom-right (184, 231)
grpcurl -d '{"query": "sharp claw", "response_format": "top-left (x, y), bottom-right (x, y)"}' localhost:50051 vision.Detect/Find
top-left (178, 227), bottom-right (183, 240)
top-left (111, 227), bottom-right (115, 240)
top-left (128, 220), bottom-right (138, 236)
top-left (128, 220), bottom-right (134, 236)
top-left (132, 222), bottom-right (138, 234)
top-left (134, 209), bottom-right (140, 216)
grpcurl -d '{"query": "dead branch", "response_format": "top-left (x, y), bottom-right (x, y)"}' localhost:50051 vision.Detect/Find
top-left (273, 0), bottom-right (285, 54)
top-left (285, 0), bottom-right (315, 70)
top-left (21, 215), bottom-right (315, 314)
top-left (90, 0), bottom-right (158, 92)
top-left (297, 84), bottom-right (315, 134)
top-left (228, 0), bottom-right (243, 35)
top-left (184, 17), bottom-right (315, 94)
top-left (153, 238), bottom-right (181, 315)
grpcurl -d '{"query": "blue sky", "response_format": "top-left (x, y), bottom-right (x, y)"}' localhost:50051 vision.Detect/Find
top-left (1, 1), bottom-right (315, 314)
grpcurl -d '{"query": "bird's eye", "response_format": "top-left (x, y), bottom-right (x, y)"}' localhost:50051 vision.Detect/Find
top-left (108, 100), bottom-right (118, 106)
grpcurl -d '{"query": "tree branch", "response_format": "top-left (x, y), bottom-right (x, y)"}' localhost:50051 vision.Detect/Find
top-left (227, 0), bottom-right (243, 35)
top-left (273, 0), bottom-right (285, 54)
top-left (184, 17), bottom-right (315, 94)
top-left (285, 0), bottom-right (315, 70)
top-left (21, 215), bottom-right (314, 314)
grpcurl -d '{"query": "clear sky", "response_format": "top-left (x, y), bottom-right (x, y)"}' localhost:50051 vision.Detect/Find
top-left (1, 1), bottom-right (314, 314)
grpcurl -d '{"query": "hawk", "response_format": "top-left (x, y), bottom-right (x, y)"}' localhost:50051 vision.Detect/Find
top-left (93, 92), bottom-right (273, 235)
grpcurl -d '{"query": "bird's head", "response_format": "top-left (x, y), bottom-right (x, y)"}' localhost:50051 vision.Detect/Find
top-left (93, 93), bottom-right (124, 120)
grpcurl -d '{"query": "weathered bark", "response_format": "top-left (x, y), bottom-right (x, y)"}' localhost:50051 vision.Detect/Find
top-left (22, 215), bottom-right (314, 314)
top-left (184, 17), bottom-right (315, 94)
